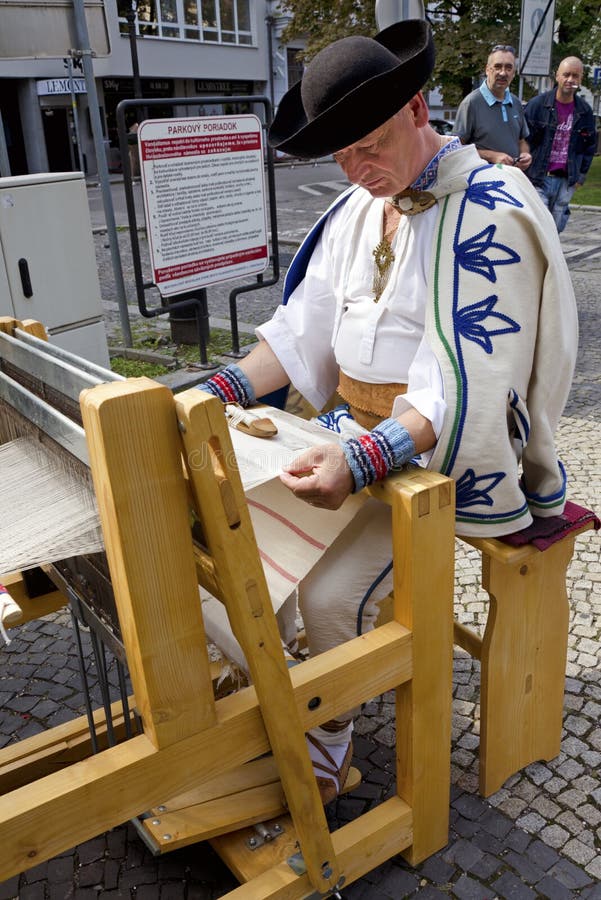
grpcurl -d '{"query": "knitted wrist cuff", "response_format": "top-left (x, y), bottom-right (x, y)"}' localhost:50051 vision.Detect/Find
top-left (199, 364), bottom-right (255, 408)
top-left (342, 417), bottom-right (416, 493)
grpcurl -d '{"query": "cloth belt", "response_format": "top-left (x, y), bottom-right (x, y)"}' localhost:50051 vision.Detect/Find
top-left (337, 371), bottom-right (407, 430)
top-left (547, 170), bottom-right (568, 178)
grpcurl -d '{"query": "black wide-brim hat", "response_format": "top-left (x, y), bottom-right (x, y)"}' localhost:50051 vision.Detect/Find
top-left (268, 19), bottom-right (435, 160)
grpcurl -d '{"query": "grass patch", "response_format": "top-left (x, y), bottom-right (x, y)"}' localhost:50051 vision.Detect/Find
top-left (174, 328), bottom-right (256, 366)
top-left (573, 155), bottom-right (601, 207)
top-left (110, 357), bottom-right (170, 378)
top-left (110, 325), bottom-right (257, 377)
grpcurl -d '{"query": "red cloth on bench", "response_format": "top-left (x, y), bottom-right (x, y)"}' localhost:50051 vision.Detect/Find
top-left (499, 501), bottom-right (600, 551)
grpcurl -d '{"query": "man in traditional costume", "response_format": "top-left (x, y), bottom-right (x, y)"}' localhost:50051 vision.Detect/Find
top-left (201, 20), bottom-right (578, 802)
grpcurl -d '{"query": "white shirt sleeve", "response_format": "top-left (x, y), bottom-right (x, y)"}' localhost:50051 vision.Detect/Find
top-left (256, 225), bottom-right (340, 411)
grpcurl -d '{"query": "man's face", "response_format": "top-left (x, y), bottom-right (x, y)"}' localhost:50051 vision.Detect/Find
top-left (485, 51), bottom-right (516, 97)
top-left (556, 59), bottom-right (583, 100)
top-left (332, 106), bottom-right (421, 197)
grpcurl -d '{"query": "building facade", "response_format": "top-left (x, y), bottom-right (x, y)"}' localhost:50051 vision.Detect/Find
top-left (0, 0), bottom-right (304, 176)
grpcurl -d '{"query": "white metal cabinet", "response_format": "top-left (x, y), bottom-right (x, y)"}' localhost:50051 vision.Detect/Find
top-left (0, 172), bottom-right (110, 366)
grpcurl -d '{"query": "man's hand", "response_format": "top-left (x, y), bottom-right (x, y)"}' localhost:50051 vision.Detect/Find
top-left (280, 443), bottom-right (354, 510)
top-left (514, 152), bottom-right (532, 170)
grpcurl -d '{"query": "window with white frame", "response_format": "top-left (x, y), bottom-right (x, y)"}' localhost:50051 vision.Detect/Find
top-left (117, 0), bottom-right (254, 45)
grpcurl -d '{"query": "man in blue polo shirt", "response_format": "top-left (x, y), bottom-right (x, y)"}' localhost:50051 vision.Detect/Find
top-left (455, 44), bottom-right (531, 171)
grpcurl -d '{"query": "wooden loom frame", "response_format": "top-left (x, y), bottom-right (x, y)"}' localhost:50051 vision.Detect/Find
top-left (0, 364), bottom-right (455, 897)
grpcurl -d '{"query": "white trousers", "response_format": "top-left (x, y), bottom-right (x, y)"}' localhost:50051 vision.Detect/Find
top-left (296, 496), bottom-right (394, 655)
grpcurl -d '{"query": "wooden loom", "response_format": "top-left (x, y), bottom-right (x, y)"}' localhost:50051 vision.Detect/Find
top-left (0, 318), bottom-right (455, 897)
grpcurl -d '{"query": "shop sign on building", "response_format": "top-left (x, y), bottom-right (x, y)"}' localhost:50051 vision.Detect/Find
top-left (37, 78), bottom-right (87, 96)
top-left (194, 80), bottom-right (254, 94)
top-left (138, 115), bottom-right (269, 296)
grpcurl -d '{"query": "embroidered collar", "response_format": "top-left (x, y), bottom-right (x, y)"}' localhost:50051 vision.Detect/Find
top-left (479, 81), bottom-right (512, 107)
top-left (410, 136), bottom-right (462, 192)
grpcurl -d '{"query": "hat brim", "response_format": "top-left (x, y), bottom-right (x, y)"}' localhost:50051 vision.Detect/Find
top-left (268, 20), bottom-right (435, 160)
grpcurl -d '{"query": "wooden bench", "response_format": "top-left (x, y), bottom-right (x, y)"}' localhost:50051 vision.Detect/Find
top-left (455, 526), bottom-right (595, 797)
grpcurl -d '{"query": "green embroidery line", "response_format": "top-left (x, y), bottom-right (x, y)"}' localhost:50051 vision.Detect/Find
top-left (456, 509), bottom-right (527, 525)
top-left (433, 194), bottom-right (462, 474)
top-left (529, 497), bottom-right (565, 510)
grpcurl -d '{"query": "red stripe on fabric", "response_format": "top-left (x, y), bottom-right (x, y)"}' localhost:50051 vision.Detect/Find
top-left (212, 373), bottom-right (237, 403)
top-left (258, 550), bottom-right (298, 584)
top-left (358, 435), bottom-right (387, 480)
top-left (248, 499), bottom-right (326, 550)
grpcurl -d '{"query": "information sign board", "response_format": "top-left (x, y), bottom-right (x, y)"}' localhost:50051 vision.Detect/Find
top-left (519, 0), bottom-right (555, 76)
top-left (138, 115), bottom-right (269, 297)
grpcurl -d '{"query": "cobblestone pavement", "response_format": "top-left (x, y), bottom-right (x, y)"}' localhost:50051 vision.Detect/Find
top-left (0, 200), bottom-right (600, 898)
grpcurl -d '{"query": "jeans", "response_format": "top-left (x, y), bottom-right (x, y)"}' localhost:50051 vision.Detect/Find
top-left (536, 175), bottom-right (576, 234)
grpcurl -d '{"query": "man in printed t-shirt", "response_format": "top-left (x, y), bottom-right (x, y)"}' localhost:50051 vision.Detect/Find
top-left (524, 57), bottom-right (597, 233)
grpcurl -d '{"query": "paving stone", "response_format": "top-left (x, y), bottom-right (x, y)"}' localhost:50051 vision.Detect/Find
top-left (584, 854), bottom-right (601, 881)
top-left (77, 862), bottom-right (105, 888)
top-left (17, 885), bottom-right (46, 900)
top-left (535, 874), bottom-right (577, 900)
top-left (0, 876), bottom-right (20, 900)
top-left (582, 885), bottom-right (601, 900)
top-left (491, 870), bottom-right (538, 899)
top-left (376, 865), bottom-right (420, 896)
top-left (539, 825), bottom-right (570, 848)
top-left (556, 809), bottom-right (586, 834)
top-left (478, 807), bottom-right (514, 839)
top-left (418, 856), bottom-right (455, 885)
top-left (47, 856), bottom-right (75, 883)
top-left (411, 887), bottom-right (448, 900)
top-left (444, 838), bottom-right (485, 872)
top-left (452, 795), bottom-right (485, 821)
top-left (452, 873), bottom-right (495, 899)
top-left (48, 882), bottom-right (75, 900)
top-left (504, 829), bottom-right (531, 854)
top-left (468, 852), bottom-right (500, 880)
top-left (502, 849), bottom-right (545, 885)
top-left (562, 837), bottom-right (597, 866)
top-left (160, 885), bottom-right (186, 900)
top-left (515, 812), bottom-right (547, 833)
top-left (525, 839), bottom-right (561, 871)
top-left (471, 831), bottom-right (504, 857)
top-left (454, 816), bottom-right (482, 839)
top-left (498, 797), bottom-right (529, 818)
top-left (103, 859), bottom-right (120, 891)
top-left (550, 857), bottom-right (595, 890)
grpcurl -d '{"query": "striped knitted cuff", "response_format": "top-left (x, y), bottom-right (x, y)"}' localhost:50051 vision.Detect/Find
top-left (198, 364), bottom-right (255, 408)
top-left (342, 417), bottom-right (416, 493)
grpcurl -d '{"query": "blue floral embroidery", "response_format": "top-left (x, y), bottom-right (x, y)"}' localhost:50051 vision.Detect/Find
top-left (455, 468), bottom-right (506, 509)
top-left (315, 404), bottom-right (354, 433)
top-left (456, 295), bottom-right (520, 353)
top-left (456, 224), bottom-right (520, 282)
top-left (466, 179), bottom-right (524, 211)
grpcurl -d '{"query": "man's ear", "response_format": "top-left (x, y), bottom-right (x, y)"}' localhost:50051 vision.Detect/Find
top-left (408, 92), bottom-right (430, 127)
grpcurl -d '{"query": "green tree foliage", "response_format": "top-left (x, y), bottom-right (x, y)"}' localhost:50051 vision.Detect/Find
top-left (276, 0), bottom-right (600, 108)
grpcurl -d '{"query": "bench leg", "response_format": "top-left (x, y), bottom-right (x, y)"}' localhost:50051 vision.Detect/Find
top-left (479, 537), bottom-right (576, 797)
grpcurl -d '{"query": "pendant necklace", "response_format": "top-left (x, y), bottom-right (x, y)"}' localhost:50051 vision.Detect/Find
top-left (371, 189), bottom-right (438, 303)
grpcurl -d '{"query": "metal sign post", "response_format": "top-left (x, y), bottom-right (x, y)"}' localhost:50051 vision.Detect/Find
top-left (71, 0), bottom-right (133, 347)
